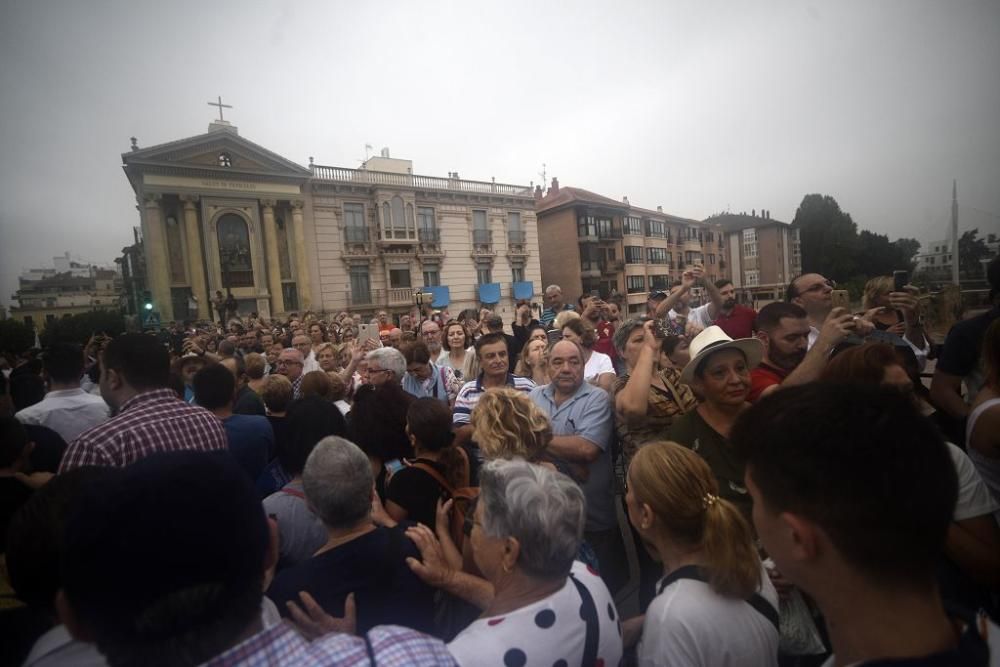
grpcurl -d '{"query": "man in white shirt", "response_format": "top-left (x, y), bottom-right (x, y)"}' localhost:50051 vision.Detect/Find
top-left (15, 343), bottom-right (109, 442)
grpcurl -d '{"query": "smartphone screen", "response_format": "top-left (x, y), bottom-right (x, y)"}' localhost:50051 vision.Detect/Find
top-left (384, 459), bottom-right (405, 476)
top-left (893, 270), bottom-right (908, 293)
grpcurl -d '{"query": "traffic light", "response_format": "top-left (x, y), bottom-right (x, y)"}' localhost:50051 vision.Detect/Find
top-left (143, 290), bottom-right (153, 311)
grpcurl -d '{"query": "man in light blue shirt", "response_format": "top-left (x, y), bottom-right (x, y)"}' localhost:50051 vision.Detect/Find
top-left (529, 339), bottom-right (626, 594)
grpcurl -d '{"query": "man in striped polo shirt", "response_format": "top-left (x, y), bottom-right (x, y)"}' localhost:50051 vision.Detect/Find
top-left (452, 332), bottom-right (535, 478)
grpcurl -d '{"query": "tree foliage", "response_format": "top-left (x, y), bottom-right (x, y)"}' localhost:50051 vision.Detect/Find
top-left (959, 229), bottom-right (990, 278)
top-left (793, 194), bottom-right (920, 286)
top-left (39, 310), bottom-right (126, 348)
top-left (0, 319), bottom-right (36, 355)
top-left (793, 194), bottom-right (859, 281)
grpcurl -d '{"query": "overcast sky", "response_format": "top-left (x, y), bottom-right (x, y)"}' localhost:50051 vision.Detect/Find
top-left (2, 0), bottom-right (998, 307)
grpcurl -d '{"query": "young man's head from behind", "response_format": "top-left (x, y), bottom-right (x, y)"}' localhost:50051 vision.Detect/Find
top-left (732, 383), bottom-right (956, 597)
top-left (57, 451), bottom-right (271, 667)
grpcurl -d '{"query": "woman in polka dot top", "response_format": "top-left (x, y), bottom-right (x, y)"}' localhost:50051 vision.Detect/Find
top-left (445, 459), bottom-right (623, 666)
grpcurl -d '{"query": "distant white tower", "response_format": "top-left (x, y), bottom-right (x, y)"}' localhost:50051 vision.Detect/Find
top-left (951, 180), bottom-right (960, 285)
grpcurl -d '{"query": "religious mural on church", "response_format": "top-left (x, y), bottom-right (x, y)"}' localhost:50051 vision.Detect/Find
top-left (217, 214), bottom-right (254, 287)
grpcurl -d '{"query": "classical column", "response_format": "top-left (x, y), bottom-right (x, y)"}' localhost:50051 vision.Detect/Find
top-left (181, 195), bottom-right (210, 320)
top-left (260, 199), bottom-right (285, 316)
top-left (291, 200), bottom-right (313, 310)
top-left (142, 193), bottom-right (173, 321)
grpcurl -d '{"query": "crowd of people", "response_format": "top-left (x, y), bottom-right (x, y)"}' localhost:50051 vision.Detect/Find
top-left (1, 257), bottom-right (999, 666)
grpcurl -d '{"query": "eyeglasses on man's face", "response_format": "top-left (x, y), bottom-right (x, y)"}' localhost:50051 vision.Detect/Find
top-left (800, 278), bottom-right (836, 295)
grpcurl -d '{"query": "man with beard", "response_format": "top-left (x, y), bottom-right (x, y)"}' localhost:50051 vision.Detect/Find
top-left (748, 302), bottom-right (855, 402)
top-left (707, 279), bottom-right (757, 339)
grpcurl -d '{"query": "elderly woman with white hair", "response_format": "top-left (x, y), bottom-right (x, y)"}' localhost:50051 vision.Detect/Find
top-left (443, 459), bottom-right (623, 667)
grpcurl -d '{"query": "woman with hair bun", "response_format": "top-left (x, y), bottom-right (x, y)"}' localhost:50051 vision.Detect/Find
top-left (625, 441), bottom-right (779, 666)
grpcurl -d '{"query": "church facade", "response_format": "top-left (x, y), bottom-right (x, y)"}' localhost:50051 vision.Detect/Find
top-left (121, 120), bottom-right (541, 322)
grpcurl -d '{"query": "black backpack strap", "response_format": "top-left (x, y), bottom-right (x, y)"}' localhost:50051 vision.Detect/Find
top-left (569, 573), bottom-right (600, 667)
top-left (746, 592), bottom-right (780, 633)
top-left (657, 565), bottom-right (780, 633)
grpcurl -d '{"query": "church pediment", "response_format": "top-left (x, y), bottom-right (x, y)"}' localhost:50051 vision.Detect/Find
top-left (123, 127), bottom-right (311, 181)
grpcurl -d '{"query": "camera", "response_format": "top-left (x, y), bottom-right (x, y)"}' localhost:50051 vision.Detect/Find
top-left (413, 291), bottom-right (435, 306)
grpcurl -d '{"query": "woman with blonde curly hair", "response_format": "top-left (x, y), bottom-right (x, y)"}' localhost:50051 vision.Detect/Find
top-left (470, 387), bottom-right (552, 462)
top-left (624, 441), bottom-right (779, 665)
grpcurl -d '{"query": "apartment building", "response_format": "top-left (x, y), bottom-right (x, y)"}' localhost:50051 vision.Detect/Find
top-left (706, 211), bottom-right (801, 302)
top-left (535, 180), bottom-right (727, 314)
top-left (10, 254), bottom-right (121, 330)
top-left (121, 119), bottom-right (541, 321)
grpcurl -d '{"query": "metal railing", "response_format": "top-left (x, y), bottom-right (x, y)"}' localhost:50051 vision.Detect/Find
top-left (418, 228), bottom-right (440, 243)
top-left (473, 229), bottom-right (492, 245)
top-left (507, 230), bottom-right (526, 244)
top-left (311, 165), bottom-right (533, 197)
top-left (344, 227), bottom-right (370, 243)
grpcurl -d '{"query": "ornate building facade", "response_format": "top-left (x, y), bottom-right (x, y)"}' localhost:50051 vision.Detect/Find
top-left (121, 120), bottom-right (541, 322)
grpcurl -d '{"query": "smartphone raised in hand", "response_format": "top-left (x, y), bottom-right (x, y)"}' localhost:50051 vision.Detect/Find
top-left (893, 270), bottom-right (909, 293)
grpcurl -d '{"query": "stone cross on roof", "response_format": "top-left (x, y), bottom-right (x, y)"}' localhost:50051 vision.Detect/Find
top-left (207, 95), bottom-right (233, 122)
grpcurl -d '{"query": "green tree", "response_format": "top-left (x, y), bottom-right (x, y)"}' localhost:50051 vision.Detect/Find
top-left (958, 229), bottom-right (990, 278)
top-left (792, 194), bottom-right (859, 281)
top-left (0, 319), bottom-right (36, 355)
top-left (39, 310), bottom-right (126, 348)
top-left (893, 238), bottom-right (921, 270)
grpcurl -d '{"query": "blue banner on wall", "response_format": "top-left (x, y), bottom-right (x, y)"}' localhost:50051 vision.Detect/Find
top-left (424, 286), bottom-right (450, 308)
top-left (478, 283), bottom-right (501, 304)
top-left (512, 281), bottom-right (534, 300)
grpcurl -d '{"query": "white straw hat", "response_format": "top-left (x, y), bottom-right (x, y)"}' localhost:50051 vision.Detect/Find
top-left (680, 325), bottom-right (764, 385)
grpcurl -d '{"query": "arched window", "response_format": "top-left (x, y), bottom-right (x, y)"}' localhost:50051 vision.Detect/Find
top-left (217, 214), bottom-right (254, 287)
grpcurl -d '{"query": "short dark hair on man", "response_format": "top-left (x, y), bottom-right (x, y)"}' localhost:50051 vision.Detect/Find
top-left (732, 383), bottom-right (957, 590)
top-left (400, 340), bottom-right (431, 365)
top-left (0, 416), bottom-right (29, 468)
top-left (281, 396), bottom-right (348, 476)
top-left (102, 334), bottom-right (170, 390)
top-left (753, 302), bottom-right (808, 334)
top-left (485, 314), bottom-right (504, 331)
top-left (192, 363), bottom-right (235, 410)
top-left (474, 332), bottom-right (508, 357)
top-left (61, 452), bottom-right (268, 667)
top-left (9, 374), bottom-right (45, 412)
top-left (43, 343), bottom-right (85, 384)
top-left (714, 279), bottom-right (733, 290)
top-left (7, 466), bottom-right (121, 614)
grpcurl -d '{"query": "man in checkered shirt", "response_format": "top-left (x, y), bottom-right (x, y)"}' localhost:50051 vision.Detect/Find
top-left (59, 333), bottom-right (227, 471)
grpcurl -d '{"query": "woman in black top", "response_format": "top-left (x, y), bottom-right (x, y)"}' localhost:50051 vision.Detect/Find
top-left (385, 397), bottom-right (467, 530)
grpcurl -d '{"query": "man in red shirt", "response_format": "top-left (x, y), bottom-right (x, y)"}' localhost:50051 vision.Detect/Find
top-left (709, 280), bottom-right (757, 339)
top-left (749, 302), bottom-right (854, 402)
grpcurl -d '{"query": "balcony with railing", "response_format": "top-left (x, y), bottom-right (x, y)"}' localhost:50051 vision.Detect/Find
top-left (472, 229), bottom-right (495, 256)
top-left (311, 165), bottom-right (534, 197)
top-left (344, 226), bottom-right (371, 243)
top-left (347, 288), bottom-right (380, 308)
top-left (598, 228), bottom-right (622, 242)
top-left (507, 230), bottom-right (526, 245)
top-left (600, 259), bottom-right (625, 273)
top-left (580, 261), bottom-right (602, 279)
top-left (418, 228), bottom-right (440, 243)
top-left (346, 287), bottom-right (417, 308)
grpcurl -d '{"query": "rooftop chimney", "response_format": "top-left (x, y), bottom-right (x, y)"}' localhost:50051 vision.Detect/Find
top-left (534, 184), bottom-right (544, 201)
top-left (752, 209), bottom-right (756, 217)
top-left (657, 206), bottom-right (663, 213)
top-left (550, 177), bottom-right (559, 195)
